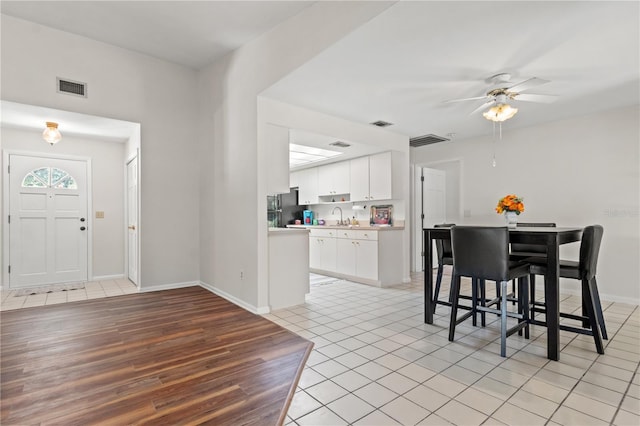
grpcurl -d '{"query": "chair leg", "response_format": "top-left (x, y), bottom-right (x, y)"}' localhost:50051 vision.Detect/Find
top-left (581, 283), bottom-right (591, 329)
top-left (518, 277), bottom-right (524, 337)
top-left (500, 280), bottom-right (508, 357)
top-left (480, 279), bottom-right (486, 327)
top-left (472, 278), bottom-right (478, 327)
top-left (529, 274), bottom-right (536, 320)
top-left (433, 264), bottom-right (444, 312)
top-left (448, 275), bottom-right (462, 342)
top-left (584, 278), bottom-right (604, 354)
top-left (511, 279), bottom-right (516, 305)
top-left (591, 277), bottom-right (608, 340)
top-left (520, 276), bottom-right (530, 339)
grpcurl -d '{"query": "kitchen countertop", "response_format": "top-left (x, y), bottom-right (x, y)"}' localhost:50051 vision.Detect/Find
top-left (268, 227), bottom-right (310, 234)
top-left (287, 224), bottom-right (404, 231)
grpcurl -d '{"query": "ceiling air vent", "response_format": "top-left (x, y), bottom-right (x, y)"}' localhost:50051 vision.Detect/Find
top-left (330, 141), bottom-right (351, 148)
top-left (57, 77), bottom-right (87, 97)
top-left (370, 120), bottom-right (394, 127)
top-left (410, 134), bottom-right (450, 147)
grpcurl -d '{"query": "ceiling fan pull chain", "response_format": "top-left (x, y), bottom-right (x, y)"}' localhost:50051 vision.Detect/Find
top-left (492, 121), bottom-right (497, 168)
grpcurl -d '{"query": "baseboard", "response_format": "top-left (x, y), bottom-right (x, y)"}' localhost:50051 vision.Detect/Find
top-left (139, 281), bottom-right (198, 293)
top-left (91, 274), bottom-right (124, 281)
top-left (199, 281), bottom-right (270, 315)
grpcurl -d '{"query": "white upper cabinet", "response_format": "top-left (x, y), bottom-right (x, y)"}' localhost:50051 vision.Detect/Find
top-left (297, 168), bottom-right (318, 205)
top-left (349, 156), bottom-right (370, 202)
top-left (350, 151), bottom-right (400, 202)
top-left (369, 151), bottom-right (393, 201)
top-left (318, 161), bottom-right (350, 196)
top-left (294, 151), bottom-right (402, 204)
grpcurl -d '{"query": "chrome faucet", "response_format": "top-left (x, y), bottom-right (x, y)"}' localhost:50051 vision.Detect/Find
top-left (332, 206), bottom-right (344, 225)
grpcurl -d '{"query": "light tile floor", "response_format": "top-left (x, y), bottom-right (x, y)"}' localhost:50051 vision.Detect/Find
top-left (1, 278), bottom-right (138, 311)
top-left (264, 272), bottom-right (640, 426)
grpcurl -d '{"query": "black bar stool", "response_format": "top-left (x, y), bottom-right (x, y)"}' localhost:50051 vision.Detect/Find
top-left (433, 223), bottom-right (455, 311)
top-left (449, 226), bottom-right (531, 357)
top-left (528, 225), bottom-right (607, 354)
top-left (510, 222), bottom-right (556, 313)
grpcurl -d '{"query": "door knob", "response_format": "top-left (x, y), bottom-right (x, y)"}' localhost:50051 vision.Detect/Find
top-left (80, 226), bottom-right (86, 231)
top-left (128, 225), bottom-right (136, 230)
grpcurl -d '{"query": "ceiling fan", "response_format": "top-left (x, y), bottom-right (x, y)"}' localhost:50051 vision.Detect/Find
top-left (445, 73), bottom-right (558, 121)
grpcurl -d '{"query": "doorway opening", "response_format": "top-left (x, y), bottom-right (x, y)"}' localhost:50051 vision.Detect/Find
top-left (412, 160), bottom-right (462, 272)
top-left (1, 101), bottom-right (141, 290)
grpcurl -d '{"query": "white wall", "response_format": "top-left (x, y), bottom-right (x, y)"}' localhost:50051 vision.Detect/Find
top-left (1, 15), bottom-right (200, 289)
top-left (1, 127), bottom-right (125, 278)
top-left (197, 2), bottom-right (394, 312)
top-left (411, 105), bottom-right (640, 303)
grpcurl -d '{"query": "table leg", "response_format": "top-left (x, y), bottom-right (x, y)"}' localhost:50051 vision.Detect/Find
top-left (545, 236), bottom-right (561, 361)
top-left (424, 229), bottom-right (434, 324)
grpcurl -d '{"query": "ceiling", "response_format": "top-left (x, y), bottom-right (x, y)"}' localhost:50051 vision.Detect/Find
top-left (1, 1), bottom-right (638, 146)
top-left (0, 1), bottom-right (312, 69)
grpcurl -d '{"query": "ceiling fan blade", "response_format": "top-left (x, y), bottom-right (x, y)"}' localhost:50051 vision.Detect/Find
top-left (507, 77), bottom-right (550, 93)
top-left (513, 93), bottom-right (558, 103)
top-left (443, 95), bottom-right (488, 104)
top-left (470, 100), bottom-right (495, 115)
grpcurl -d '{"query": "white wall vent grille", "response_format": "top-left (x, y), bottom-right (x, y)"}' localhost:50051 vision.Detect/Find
top-left (57, 78), bottom-right (87, 97)
top-left (410, 134), bottom-right (450, 147)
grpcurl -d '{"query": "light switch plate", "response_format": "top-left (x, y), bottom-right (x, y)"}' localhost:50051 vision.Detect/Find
top-left (96, 211), bottom-right (105, 219)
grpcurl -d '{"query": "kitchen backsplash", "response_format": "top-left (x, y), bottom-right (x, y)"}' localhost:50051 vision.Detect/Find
top-left (308, 200), bottom-right (404, 226)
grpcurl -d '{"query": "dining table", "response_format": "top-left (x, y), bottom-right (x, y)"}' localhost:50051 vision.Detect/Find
top-left (423, 225), bottom-right (584, 361)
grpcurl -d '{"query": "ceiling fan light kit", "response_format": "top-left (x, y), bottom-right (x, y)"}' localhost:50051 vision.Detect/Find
top-left (483, 103), bottom-right (518, 122)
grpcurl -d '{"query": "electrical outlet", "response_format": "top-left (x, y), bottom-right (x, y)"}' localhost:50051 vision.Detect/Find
top-left (96, 211), bottom-right (105, 219)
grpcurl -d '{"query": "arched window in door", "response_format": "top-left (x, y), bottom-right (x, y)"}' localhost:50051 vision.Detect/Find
top-left (21, 167), bottom-right (78, 189)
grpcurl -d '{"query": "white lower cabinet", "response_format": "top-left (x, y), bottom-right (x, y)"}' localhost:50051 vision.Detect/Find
top-left (310, 228), bottom-right (403, 287)
top-left (309, 229), bottom-right (336, 272)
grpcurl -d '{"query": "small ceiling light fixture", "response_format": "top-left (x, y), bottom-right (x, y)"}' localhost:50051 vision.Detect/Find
top-left (482, 103), bottom-right (518, 122)
top-left (42, 122), bottom-right (62, 145)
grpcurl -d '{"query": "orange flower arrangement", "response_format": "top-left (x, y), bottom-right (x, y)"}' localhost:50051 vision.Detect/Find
top-left (496, 194), bottom-right (524, 215)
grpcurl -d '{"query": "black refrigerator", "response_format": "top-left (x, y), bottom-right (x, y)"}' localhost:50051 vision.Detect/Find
top-left (267, 188), bottom-right (305, 228)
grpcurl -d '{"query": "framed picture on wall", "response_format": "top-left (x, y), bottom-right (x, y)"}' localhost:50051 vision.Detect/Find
top-left (370, 205), bottom-right (393, 226)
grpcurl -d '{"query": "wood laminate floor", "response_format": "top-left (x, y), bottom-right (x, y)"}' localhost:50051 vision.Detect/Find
top-left (1, 286), bottom-right (313, 425)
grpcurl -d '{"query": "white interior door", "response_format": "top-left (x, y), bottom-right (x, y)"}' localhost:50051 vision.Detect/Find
top-left (9, 155), bottom-right (88, 287)
top-left (421, 167), bottom-right (446, 270)
top-left (127, 156), bottom-right (138, 285)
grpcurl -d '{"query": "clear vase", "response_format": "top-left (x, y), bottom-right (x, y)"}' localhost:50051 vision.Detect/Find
top-left (504, 211), bottom-right (518, 228)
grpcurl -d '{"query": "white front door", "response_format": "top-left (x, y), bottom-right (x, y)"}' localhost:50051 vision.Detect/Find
top-left (9, 155), bottom-right (88, 287)
top-left (127, 156), bottom-right (138, 285)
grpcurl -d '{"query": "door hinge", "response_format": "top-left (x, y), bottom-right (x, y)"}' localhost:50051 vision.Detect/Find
top-left (7, 215), bottom-right (10, 224)
top-left (421, 214), bottom-right (424, 219)
top-left (7, 165), bottom-right (10, 174)
top-left (8, 265), bottom-right (10, 274)
top-left (420, 176), bottom-right (424, 181)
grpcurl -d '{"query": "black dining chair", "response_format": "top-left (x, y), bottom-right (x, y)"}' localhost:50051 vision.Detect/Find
top-left (528, 225), bottom-right (607, 354)
top-left (448, 226), bottom-right (530, 357)
top-left (433, 223), bottom-right (455, 311)
top-left (510, 222), bottom-right (556, 312)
